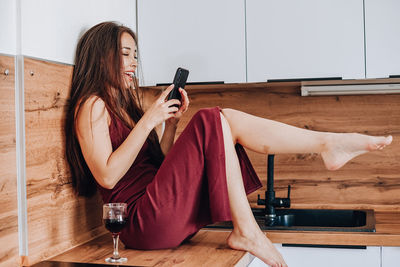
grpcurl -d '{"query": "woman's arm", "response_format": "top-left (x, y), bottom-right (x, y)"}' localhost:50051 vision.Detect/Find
top-left (76, 85), bottom-right (180, 189)
top-left (159, 88), bottom-right (190, 155)
top-left (159, 122), bottom-right (177, 155)
top-left (76, 96), bottom-right (152, 189)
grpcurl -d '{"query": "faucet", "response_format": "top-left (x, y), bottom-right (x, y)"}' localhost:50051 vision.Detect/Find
top-left (257, 154), bottom-right (291, 226)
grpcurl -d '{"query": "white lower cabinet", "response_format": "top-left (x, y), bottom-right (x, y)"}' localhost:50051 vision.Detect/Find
top-left (382, 247), bottom-right (400, 267)
top-left (248, 244), bottom-right (381, 267)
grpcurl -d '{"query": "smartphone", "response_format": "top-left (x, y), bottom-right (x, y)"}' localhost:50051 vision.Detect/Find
top-left (167, 67), bottom-right (189, 108)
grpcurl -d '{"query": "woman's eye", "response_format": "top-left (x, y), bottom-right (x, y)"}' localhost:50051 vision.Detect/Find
top-left (123, 53), bottom-right (129, 56)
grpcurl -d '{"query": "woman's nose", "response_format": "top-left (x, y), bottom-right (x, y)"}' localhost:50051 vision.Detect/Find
top-left (131, 58), bottom-right (137, 68)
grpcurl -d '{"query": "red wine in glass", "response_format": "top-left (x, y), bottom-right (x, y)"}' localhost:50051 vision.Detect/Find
top-left (103, 203), bottom-right (128, 263)
top-left (104, 218), bottom-right (127, 234)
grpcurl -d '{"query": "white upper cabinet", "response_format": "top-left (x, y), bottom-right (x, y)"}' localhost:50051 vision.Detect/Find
top-left (246, 0), bottom-right (365, 82)
top-left (0, 0), bottom-right (17, 55)
top-left (365, 0), bottom-right (400, 78)
top-left (137, 0), bottom-right (246, 86)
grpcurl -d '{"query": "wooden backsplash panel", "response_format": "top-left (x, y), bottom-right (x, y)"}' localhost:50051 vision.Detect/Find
top-left (173, 84), bottom-right (400, 211)
top-left (0, 55), bottom-right (19, 266)
top-left (23, 58), bottom-right (105, 265)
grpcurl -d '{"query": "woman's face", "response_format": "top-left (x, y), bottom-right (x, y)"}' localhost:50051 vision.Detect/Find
top-left (120, 32), bottom-right (138, 88)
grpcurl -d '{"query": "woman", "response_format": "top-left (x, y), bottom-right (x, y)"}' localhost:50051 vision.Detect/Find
top-left (65, 21), bottom-right (392, 267)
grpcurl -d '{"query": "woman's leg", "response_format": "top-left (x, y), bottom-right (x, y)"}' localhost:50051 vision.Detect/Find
top-left (221, 108), bottom-right (392, 170)
top-left (220, 113), bottom-right (287, 267)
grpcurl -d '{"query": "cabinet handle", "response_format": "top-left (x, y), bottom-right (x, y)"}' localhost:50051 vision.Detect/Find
top-left (267, 77), bottom-right (342, 83)
top-left (282, 244), bottom-right (367, 250)
top-left (156, 81), bottom-right (224, 86)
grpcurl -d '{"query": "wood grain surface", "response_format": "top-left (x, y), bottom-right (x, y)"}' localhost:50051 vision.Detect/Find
top-left (164, 82), bottom-right (400, 211)
top-left (0, 55), bottom-right (19, 267)
top-left (51, 230), bottom-right (249, 267)
top-left (23, 57), bottom-right (106, 266)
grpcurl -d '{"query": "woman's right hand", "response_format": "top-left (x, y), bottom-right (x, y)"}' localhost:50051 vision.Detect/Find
top-left (141, 84), bottom-right (181, 130)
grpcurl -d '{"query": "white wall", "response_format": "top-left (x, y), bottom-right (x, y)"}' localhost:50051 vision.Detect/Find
top-left (0, 0), bottom-right (136, 64)
top-left (0, 0), bottom-right (17, 55)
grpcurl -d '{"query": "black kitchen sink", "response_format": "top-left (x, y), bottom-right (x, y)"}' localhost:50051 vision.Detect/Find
top-left (205, 208), bottom-right (376, 232)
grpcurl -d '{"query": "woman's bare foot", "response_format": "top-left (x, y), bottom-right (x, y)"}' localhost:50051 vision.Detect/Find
top-left (321, 133), bottom-right (392, 171)
top-left (227, 228), bottom-right (287, 267)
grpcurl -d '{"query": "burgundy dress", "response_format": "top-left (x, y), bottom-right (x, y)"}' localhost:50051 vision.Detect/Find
top-left (98, 107), bottom-right (262, 249)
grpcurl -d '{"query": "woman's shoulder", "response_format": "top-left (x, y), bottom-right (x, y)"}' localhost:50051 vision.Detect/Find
top-left (76, 95), bottom-right (111, 125)
top-left (81, 95), bottom-right (105, 109)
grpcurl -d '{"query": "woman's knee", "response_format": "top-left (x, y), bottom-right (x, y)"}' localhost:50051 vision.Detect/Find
top-left (220, 108), bottom-right (238, 142)
top-left (220, 114), bottom-right (236, 144)
top-left (220, 108), bottom-right (240, 128)
top-left (220, 108), bottom-right (235, 119)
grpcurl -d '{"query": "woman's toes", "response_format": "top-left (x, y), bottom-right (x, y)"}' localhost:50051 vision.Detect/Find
top-left (385, 135), bottom-right (393, 145)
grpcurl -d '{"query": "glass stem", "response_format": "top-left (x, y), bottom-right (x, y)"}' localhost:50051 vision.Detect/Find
top-left (112, 233), bottom-right (121, 259)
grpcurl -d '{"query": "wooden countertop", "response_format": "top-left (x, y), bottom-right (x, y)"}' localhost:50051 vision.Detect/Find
top-left (49, 230), bottom-right (253, 267)
top-left (48, 211), bottom-right (400, 266)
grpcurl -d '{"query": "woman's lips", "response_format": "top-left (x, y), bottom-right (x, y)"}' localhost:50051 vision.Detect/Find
top-left (125, 71), bottom-right (135, 81)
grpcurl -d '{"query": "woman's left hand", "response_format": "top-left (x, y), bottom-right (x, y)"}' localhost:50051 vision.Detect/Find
top-left (166, 87), bottom-right (189, 125)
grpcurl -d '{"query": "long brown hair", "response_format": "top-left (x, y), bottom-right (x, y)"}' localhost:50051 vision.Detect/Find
top-left (65, 21), bottom-right (164, 197)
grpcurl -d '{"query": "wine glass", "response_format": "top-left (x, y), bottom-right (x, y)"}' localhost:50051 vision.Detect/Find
top-left (103, 203), bottom-right (128, 263)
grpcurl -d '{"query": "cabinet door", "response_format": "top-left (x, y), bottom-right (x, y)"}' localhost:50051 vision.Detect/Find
top-left (137, 0), bottom-right (246, 86)
top-left (0, 0), bottom-right (16, 55)
top-left (248, 244), bottom-right (381, 267)
top-left (365, 0), bottom-right (400, 78)
top-left (246, 0), bottom-right (365, 82)
top-left (382, 247), bottom-right (400, 267)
